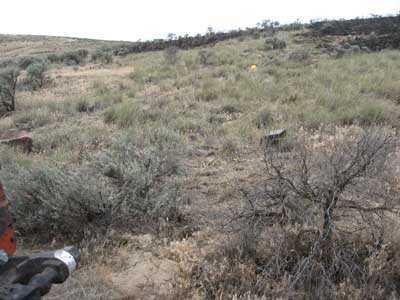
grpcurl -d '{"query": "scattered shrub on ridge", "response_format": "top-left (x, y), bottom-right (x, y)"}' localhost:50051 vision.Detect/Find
top-left (26, 61), bottom-right (49, 90)
top-left (0, 67), bottom-right (20, 113)
top-left (265, 37), bottom-right (287, 50)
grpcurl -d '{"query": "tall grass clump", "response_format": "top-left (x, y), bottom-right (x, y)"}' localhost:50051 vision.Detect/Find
top-left (103, 99), bottom-right (168, 127)
top-left (195, 78), bottom-right (220, 102)
top-left (164, 46), bottom-right (179, 65)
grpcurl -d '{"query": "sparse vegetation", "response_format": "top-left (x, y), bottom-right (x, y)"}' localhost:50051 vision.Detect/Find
top-left (47, 49), bottom-right (89, 65)
top-left (265, 37), bottom-right (287, 50)
top-left (164, 46), bottom-right (179, 65)
top-left (91, 49), bottom-right (113, 64)
top-left (18, 56), bottom-right (41, 70)
top-left (198, 49), bottom-right (216, 66)
top-left (1, 15), bottom-right (400, 299)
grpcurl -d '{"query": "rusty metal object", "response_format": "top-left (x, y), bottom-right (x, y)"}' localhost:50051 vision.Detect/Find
top-left (0, 130), bottom-right (32, 153)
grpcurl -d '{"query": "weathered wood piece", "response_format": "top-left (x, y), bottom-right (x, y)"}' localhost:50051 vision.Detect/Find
top-left (261, 128), bottom-right (286, 146)
top-left (0, 130), bottom-right (33, 153)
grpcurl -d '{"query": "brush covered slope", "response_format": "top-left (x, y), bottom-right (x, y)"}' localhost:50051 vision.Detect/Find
top-left (0, 16), bottom-right (400, 299)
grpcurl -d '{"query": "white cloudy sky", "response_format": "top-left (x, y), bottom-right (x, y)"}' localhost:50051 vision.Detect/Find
top-left (1, 1), bottom-right (399, 41)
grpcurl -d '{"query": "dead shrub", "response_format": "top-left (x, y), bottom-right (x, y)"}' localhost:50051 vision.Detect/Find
top-left (195, 127), bottom-right (400, 298)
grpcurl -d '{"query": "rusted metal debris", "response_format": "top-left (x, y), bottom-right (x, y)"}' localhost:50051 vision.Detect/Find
top-left (0, 130), bottom-right (33, 153)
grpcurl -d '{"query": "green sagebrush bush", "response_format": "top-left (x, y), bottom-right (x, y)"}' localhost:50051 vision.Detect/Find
top-left (26, 61), bottom-right (48, 90)
top-left (91, 49), bottom-right (113, 64)
top-left (0, 67), bottom-right (19, 113)
top-left (47, 49), bottom-right (89, 65)
top-left (198, 49), bottom-right (216, 66)
top-left (17, 56), bottom-right (42, 70)
top-left (0, 161), bottom-right (113, 243)
top-left (94, 127), bottom-right (182, 220)
top-left (0, 127), bottom-right (185, 243)
top-left (264, 37), bottom-right (287, 50)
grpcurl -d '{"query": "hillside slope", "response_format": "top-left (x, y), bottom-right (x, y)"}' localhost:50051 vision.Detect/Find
top-left (1, 16), bottom-right (400, 299)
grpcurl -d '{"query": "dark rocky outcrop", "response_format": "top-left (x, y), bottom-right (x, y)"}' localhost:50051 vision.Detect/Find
top-left (309, 15), bottom-right (400, 37)
top-left (309, 15), bottom-right (400, 52)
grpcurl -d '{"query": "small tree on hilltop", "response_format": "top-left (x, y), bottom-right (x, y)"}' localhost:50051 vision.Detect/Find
top-left (167, 33), bottom-right (177, 40)
top-left (207, 27), bottom-right (215, 36)
top-left (258, 19), bottom-right (280, 35)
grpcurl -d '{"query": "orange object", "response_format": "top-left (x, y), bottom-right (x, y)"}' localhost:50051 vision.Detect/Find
top-left (0, 183), bottom-right (16, 256)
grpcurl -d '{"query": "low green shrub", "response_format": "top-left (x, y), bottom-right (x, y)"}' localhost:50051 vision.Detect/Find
top-left (103, 100), bottom-right (163, 127)
top-left (0, 161), bottom-right (113, 243)
top-left (79, 96), bottom-right (122, 115)
top-left (47, 53), bottom-right (60, 64)
top-left (265, 37), bottom-right (287, 50)
top-left (91, 49), bottom-right (113, 64)
top-left (129, 66), bottom-right (178, 85)
top-left (47, 49), bottom-right (89, 65)
top-left (26, 61), bottom-right (48, 90)
top-left (33, 125), bottom-right (104, 154)
top-left (198, 49), bottom-right (216, 66)
top-left (95, 127), bottom-right (182, 222)
top-left (0, 67), bottom-right (19, 113)
top-left (0, 126), bottom-right (186, 243)
top-left (18, 56), bottom-right (42, 70)
top-left (195, 79), bottom-right (220, 102)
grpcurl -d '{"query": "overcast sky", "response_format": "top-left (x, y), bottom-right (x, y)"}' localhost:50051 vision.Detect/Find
top-left (1, 1), bottom-right (399, 41)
